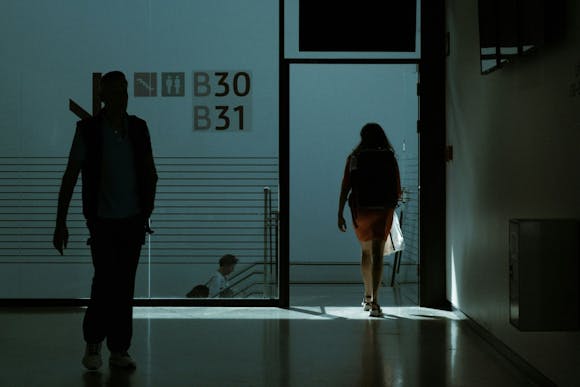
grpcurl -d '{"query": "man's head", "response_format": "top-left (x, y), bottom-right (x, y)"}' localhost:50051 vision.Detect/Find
top-left (219, 254), bottom-right (238, 276)
top-left (99, 71), bottom-right (128, 115)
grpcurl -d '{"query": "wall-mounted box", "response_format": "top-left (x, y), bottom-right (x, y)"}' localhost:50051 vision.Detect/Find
top-left (509, 219), bottom-right (580, 331)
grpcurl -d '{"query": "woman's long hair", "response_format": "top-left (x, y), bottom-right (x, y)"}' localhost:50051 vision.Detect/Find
top-left (352, 123), bottom-right (394, 155)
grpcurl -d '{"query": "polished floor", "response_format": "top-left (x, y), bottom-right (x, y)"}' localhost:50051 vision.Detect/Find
top-left (0, 285), bottom-right (536, 387)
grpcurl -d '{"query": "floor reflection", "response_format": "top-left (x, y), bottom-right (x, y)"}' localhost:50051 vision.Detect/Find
top-left (0, 301), bottom-right (533, 386)
top-left (82, 367), bottom-right (135, 387)
top-left (359, 320), bottom-right (389, 387)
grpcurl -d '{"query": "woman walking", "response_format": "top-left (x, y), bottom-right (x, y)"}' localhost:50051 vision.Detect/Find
top-left (338, 123), bottom-right (401, 317)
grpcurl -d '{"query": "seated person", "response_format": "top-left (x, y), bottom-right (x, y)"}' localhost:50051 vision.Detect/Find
top-left (207, 254), bottom-right (238, 298)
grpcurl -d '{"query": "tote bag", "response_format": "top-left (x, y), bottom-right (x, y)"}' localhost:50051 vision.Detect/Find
top-left (384, 211), bottom-right (404, 256)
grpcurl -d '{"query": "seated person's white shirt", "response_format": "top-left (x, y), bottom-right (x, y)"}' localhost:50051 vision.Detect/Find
top-left (207, 271), bottom-right (228, 298)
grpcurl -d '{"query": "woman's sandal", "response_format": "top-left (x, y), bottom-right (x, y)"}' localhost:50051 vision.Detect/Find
top-left (361, 296), bottom-right (372, 311)
top-left (369, 302), bottom-right (383, 318)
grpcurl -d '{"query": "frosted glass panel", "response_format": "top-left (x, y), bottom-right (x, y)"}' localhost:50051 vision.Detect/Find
top-left (0, 0), bottom-right (279, 300)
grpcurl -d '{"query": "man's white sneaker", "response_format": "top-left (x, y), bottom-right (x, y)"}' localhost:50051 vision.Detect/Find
top-left (82, 343), bottom-right (102, 370)
top-left (109, 352), bottom-right (137, 369)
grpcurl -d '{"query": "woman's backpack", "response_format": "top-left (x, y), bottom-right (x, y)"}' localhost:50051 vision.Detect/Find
top-left (349, 149), bottom-right (398, 209)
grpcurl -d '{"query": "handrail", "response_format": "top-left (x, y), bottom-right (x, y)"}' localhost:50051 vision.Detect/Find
top-left (232, 280), bottom-right (264, 298)
top-left (229, 270), bottom-right (264, 297)
top-left (215, 186), bottom-right (279, 299)
top-left (262, 186), bottom-right (279, 298)
top-left (196, 184), bottom-right (279, 299)
top-left (264, 187), bottom-right (270, 297)
top-left (227, 261), bottom-right (263, 283)
top-left (389, 169), bottom-right (420, 287)
top-left (271, 210), bottom-right (279, 288)
top-left (228, 269), bottom-right (264, 290)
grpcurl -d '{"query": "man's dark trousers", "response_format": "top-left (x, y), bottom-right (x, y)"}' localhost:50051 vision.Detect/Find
top-left (83, 215), bottom-right (145, 352)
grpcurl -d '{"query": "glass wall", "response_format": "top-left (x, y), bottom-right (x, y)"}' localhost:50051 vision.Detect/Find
top-left (0, 0), bottom-right (280, 300)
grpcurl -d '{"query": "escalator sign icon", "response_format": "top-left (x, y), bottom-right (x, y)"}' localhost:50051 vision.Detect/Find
top-left (134, 72), bottom-right (157, 96)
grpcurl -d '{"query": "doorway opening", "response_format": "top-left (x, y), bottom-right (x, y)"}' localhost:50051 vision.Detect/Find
top-left (288, 63), bottom-right (420, 306)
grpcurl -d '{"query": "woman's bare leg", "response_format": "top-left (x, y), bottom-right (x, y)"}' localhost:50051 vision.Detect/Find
top-left (360, 241), bottom-right (372, 301)
top-left (371, 210), bottom-right (394, 305)
top-left (371, 239), bottom-right (387, 304)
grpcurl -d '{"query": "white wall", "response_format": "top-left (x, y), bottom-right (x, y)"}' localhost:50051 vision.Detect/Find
top-left (446, 0), bottom-right (580, 385)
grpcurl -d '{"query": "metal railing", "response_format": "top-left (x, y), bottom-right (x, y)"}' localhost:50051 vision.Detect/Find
top-left (223, 186), bottom-right (279, 298)
top-left (389, 153), bottom-right (419, 287)
top-left (263, 186), bottom-right (279, 297)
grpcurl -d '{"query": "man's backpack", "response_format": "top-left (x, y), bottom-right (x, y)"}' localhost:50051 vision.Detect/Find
top-left (349, 149), bottom-right (398, 209)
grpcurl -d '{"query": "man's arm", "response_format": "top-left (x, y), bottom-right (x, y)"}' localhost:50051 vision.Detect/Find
top-left (53, 159), bottom-right (81, 255)
top-left (143, 124), bottom-right (158, 220)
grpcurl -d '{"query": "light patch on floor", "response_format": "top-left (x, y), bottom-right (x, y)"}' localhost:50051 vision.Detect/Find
top-left (132, 306), bottom-right (465, 321)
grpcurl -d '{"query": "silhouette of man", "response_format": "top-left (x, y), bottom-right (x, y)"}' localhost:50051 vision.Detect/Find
top-left (53, 71), bottom-right (158, 370)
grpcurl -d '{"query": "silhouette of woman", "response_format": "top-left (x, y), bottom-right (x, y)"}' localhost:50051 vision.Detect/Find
top-left (338, 123), bottom-right (401, 317)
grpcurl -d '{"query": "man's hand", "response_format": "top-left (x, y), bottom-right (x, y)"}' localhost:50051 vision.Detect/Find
top-left (53, 159), bottom-right (80, 256)
top-left (53, 223), bottom-right (69, 255)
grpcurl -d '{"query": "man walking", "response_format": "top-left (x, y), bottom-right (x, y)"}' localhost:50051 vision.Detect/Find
top-left (53, 71), bottom-right (158, 370)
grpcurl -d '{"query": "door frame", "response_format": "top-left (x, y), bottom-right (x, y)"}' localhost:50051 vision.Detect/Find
top-left (279, 58), bottom-right (420, 309)
top-left (280, 0), bottom-right (448, 309)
